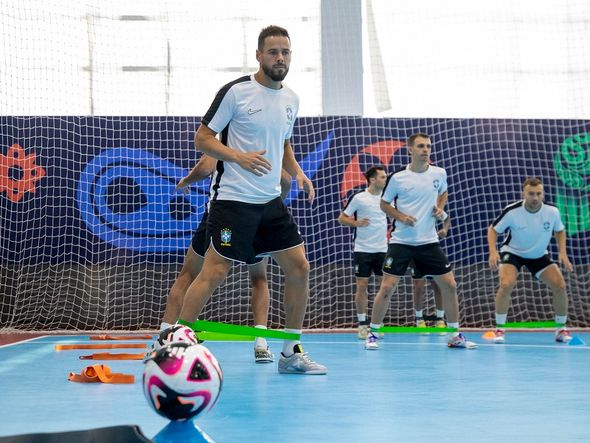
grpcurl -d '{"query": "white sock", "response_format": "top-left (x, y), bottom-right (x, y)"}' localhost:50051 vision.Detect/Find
top-left (447, 322), bottom-right (459, 331)
top-left (357, 313), bottom-right (366, 323)
top-left (495, 313), bottom-right (507, 328)
top-left (159, 321), bottom-right (173, 332)
top-left (370, 323), bottom-right (383, 332)
top-left (436, 309), bottom-right (445, 319)
top-left (254, 325), bottom-right (268, 348)
top-left (555, 315), bottom-right (567, 327)
top-left (415, 310), bottom-right (423, 318)
top-left (281, 329), bottom-right (302, 357)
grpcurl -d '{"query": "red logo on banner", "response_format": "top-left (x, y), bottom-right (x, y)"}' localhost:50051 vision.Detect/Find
top-left (0, 143), bottom-right (46, 202)
top-left (340, 139), bottom-right (405, 202)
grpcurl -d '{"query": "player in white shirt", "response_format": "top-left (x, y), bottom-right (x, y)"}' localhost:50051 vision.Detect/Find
top-left (338, 166), bottom-right (388, 339)
top-left (171, 25), bottom-right (326, 375)
top-left (487, 177), bottom-right (574, 343)
top-left (365, 133), bottom-right (476, 350)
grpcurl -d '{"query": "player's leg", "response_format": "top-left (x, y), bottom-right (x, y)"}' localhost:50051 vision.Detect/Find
top-left (365, 273), bottom-right (400, 349)
top-left (248, 257), bottom-right (274, 362)
top-left (431, 280), bottom-right (446, 332)
top-left (178, 247), bottom-right (233, 324)
top-left (493, 262), bottom-right (518, 343)
top-left (412, 278), bottom-right (427, 328)
top-left (355, 276), bottom-right (370, 339)
top-left (272, 245), bottom-right (326, 374)
top-left (537, 263), bottom-right (571, 342)
top-left (161, 247), bottom-right (204, 330)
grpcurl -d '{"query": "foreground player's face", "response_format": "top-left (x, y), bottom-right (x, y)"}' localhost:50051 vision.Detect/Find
top-left (523, 184), bottom-right (544, 211)
top-left (410, 137), bottom-right (432, 163)
top-left (257, 35), bottom-right (291, 82)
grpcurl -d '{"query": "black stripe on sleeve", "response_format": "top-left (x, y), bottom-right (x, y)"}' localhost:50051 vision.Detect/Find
top-left (201, 75), bottom-right (250, 127)
top-left (492, 201), bottom-right (522, 228)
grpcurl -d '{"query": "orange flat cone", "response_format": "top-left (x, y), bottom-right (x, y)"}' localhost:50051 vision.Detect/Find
top-left (482, 331), bottom-right (496, 340)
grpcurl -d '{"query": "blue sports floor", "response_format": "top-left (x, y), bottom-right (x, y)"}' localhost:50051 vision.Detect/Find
top-left (1, 331), bottom-right (589, 442)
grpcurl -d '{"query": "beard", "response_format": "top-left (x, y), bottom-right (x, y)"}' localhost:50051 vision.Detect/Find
top-left (262, 63), bottom-right (289, 81)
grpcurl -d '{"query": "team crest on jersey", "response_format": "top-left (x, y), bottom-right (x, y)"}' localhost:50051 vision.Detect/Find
top-left (286, 106), bottom-right (293, 123)
top-left (502, 254), bottom-right (511, 262)
top-left (543, 222), bottom-right (550, 231)
top-left (433, 179), bottom-right (440, 190)
top-left (384, 257), bottom-right (393, 269)
top-left (220, 228), bottom-right (232, 246)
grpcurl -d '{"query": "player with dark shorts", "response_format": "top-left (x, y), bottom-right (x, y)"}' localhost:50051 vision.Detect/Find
top-left (365, 133), bottom-right (476, 350)
top-left (488, 177), bottom-right (574, 344)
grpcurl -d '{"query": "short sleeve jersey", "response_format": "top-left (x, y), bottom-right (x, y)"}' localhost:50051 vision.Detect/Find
top-left (342, 189), bottom-right (388, 253)
top-left (202, 74), bottom-right (299, 204)
top-left (381, 165), bottom-right (448, 246)
top-left (492, 201), bottom-right (565, 258)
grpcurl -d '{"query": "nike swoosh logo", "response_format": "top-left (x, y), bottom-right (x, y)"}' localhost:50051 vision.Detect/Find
top-left (248, 108), bottom-right (262, 115)
top-left (445, 263), bottom-right (451, 268)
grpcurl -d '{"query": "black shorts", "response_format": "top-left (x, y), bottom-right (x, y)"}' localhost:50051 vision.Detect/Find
top-left (408, 260), bottom-right (433, 280)
top-left (500, 252), bottom-right (553, 279)
top-left (207, 197), bottom-right (303, 264)
top-left (382, 243), bottom-right (452, 277)
top-left (190, 211), bottom-right (209, 257)
top-left (354, 252), bottom-right (386, 278)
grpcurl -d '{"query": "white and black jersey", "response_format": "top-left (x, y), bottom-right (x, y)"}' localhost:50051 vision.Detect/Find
top-left (202, 74), bottom-right (299, 204)
top-left (382, 165), bottom-right (448, 246)
top-left (342, 189), bottom-right (388, 253)
top-left (492, 201), bottom-right (565, 259)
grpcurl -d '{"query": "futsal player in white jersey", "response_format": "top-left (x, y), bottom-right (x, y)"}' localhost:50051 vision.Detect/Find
top-left (173, 25), bottom-right (326, 375)
top-left (365, 133), bottom-right (476, 350)
top-left (157, 154), bottom-right (292, 363)
top-left (487, 177), bottom-right (574, 343)
top-left (338, 166), bottom-right (388, 339)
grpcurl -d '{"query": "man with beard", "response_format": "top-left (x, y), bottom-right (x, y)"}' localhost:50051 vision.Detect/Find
top-left (171, 25), bottom-right (326, 375)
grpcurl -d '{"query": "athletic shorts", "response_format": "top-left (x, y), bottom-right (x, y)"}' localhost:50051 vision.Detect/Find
top-left (354, 252), bottom-right (386, 278)
top-left (190, 211), bottom-right (209, 257)
top-left (408, 260), bottom-right (433, 280)
top-left (382, 243), bottom-right (452, 277)
top-left (206, 197), bottom-right (303, 264)
top-left (500, 252), bottom-right (553, 279)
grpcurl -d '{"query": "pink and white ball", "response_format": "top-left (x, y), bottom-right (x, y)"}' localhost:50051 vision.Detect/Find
top-left (143, 342), bottom-right (223, 421)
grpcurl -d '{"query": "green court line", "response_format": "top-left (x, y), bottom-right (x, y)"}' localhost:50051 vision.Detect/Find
top-left (379, 326), bottom-right (458, 333)
top-left (198, 331), bottom-right (254, 341)
top-left (178, 319), bottom-right (301, 340)
top-left (504, 321), bottom-right (557, 328)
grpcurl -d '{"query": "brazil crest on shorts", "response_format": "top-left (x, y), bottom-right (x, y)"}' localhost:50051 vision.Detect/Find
top-left (220, 228), bottom-right (232, 246)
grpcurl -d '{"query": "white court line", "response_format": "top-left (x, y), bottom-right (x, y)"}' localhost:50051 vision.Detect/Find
top-left (0, 335), bottom-right (47, 349)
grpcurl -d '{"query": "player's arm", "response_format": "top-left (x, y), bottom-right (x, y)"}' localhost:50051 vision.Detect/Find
top-left (380, 200), bottom-right (416, 226)
top-left (338, 212), bottom-right (369, 228)
top-left (554, 230), bottom-right (574, 272)
top-left (438, 214), bottom-right (451, 239)
top-left (194, 124), bottom-right (271, 176)
top-left (280, 169), bottom-right (292, 200)
top-left (433, 190), bottom-right (448, 221)
top-left (487, 225), bottom-right (501, 270)
top-left (282, 139), bottom-right (314, 203)
top-left (175, 155), bottom-right (217, 193)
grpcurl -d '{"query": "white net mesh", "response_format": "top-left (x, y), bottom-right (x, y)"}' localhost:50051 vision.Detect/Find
top-left (1, 1), bottom-right (589, 331)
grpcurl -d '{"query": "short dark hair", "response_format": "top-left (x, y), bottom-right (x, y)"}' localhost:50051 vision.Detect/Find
top-left (364, 165), bottom-right (386, 185)
top-left (407, 133), bottom-right (430, 147)
top-left (258, 25), bottom-right (290, 51)
top-left (523, 177), bottom-right (543, 188)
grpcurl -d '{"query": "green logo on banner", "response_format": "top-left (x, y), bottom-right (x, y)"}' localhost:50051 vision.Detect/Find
top-left (554, 133), bottom-right (590, 235)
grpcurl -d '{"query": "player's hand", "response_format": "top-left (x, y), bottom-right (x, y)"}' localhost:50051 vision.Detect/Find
top-left (295, 173), bottom-right (315, 203)
top-left (437, 228), bottom-right (448, 239)
top-left (175, 177), bottom-right (191, 194)
top-left (489, 251), bottom-right (500, 270)
top-left (558, 253), bottom-right (574, 272)
top-left (237, 150), bottom-right (271, 176)
top-left (398, 214), bottom-right (417, 226)
top-left (433, 206), bottom-right (446, 221)
top-left (356, 218), bottom-right (370, 227)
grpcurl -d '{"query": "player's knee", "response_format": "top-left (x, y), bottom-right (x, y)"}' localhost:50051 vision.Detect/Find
top-left (285, 258), bottom-right (310, 279)
top-left (498, 279), bottom-right (516, 293)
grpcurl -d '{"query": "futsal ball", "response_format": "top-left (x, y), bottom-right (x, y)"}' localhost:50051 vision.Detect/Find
top-left (143, 342), bottom-right (223, 421)
top-left (155, 324), bottom-right (200, 349)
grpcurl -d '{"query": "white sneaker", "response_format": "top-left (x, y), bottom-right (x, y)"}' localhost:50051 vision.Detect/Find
top-left (447, 332), bottom-right (477, 349)
top-left (278, 348), bottom-right (327, 375)
top-left (555, 328), bottom-right (572, 343)
top-left (254, 346), bottom-right (274, 363)
top-left (493, 329), bottom-right (505, 344)
top-left (365, 332), bottom-right (379, 350)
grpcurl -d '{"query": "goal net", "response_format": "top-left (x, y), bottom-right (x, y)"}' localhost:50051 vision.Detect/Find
top-left (1, 1), bottom-right (589, 331)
